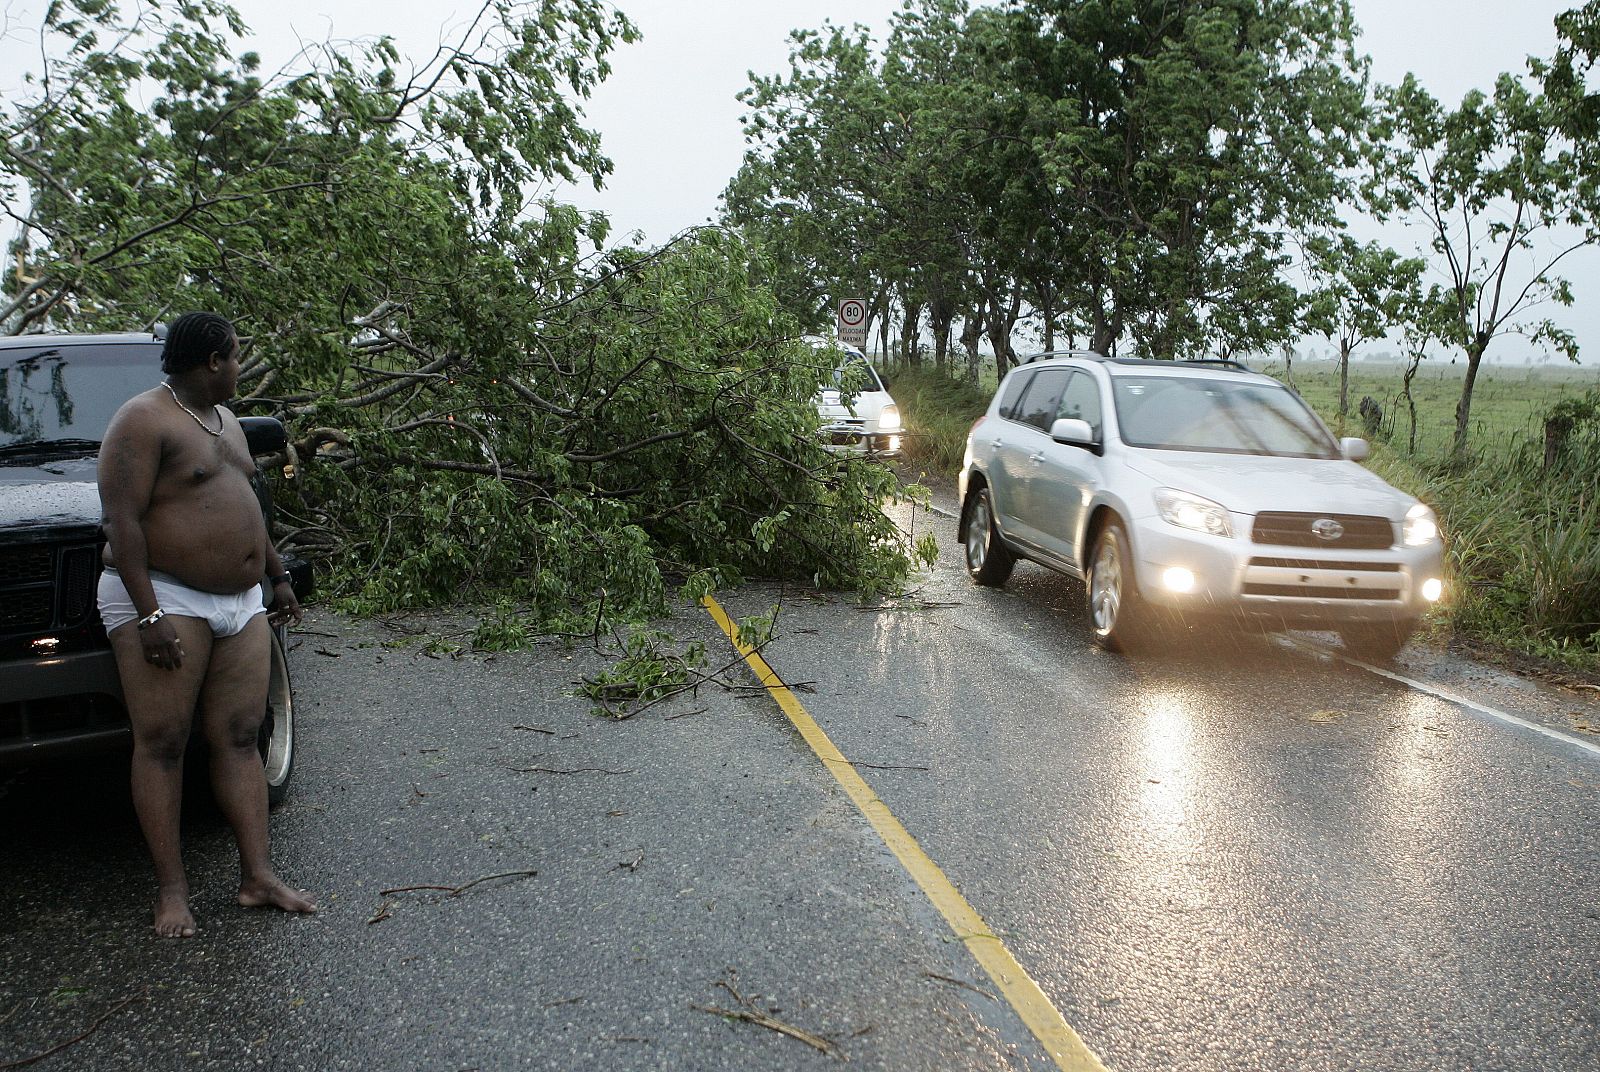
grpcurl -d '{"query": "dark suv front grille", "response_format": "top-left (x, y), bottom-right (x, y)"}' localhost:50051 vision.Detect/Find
top-left (0, 545), bottom-right (53, 585)
top-left (0, 540), bottom-right (102, 638)
top-left (1251, 512), bottom-right (1394, 550)
top-left (0, 588), bottom-right (53, 631)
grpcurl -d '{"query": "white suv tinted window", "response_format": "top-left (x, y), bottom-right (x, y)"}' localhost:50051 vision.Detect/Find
top-left (1013, 368), bottom-right (1070, 432)
top-left (996, 370), bottom-right (1032, 419)
top-left (1055, 370), bottom-right (1102, 439)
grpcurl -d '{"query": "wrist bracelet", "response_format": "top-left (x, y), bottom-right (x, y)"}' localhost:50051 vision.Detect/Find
top-left (269, 572), bottom-right (292, 587)
top-left (136, 608), bottom-right (166, 630)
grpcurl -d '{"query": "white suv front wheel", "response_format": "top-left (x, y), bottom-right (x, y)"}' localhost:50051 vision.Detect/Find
top-left (1088, 518), bottom-right (1146, 652)
top-left (964, 487), bottom-right (1015, 587)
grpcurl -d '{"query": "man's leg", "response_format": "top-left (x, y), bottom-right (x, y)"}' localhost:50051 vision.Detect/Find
top-left (108, 617), bottom-right (214, 937)
top-left (198, 615), bottom-right (315, 914)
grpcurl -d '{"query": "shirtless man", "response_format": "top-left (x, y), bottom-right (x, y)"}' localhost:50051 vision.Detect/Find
top-left (97, 311), bottom-right (316, 937)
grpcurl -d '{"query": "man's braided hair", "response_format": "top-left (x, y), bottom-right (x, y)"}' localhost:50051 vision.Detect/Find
top-left (160, 311), bottom-right (235, 374)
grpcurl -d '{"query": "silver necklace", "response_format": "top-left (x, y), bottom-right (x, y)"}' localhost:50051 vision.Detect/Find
top-left (161, 381), bottom-right (224, 436)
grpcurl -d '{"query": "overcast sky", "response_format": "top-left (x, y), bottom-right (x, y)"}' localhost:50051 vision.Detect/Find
top-left (3, 0), bottom-right (1593, 361)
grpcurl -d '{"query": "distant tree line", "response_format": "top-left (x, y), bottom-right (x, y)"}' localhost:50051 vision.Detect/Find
top-left (722, 0), bottom-right (1600, 454)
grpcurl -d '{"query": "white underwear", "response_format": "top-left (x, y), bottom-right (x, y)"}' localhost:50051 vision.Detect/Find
top-left (98, 568), bottom-right (266, 638)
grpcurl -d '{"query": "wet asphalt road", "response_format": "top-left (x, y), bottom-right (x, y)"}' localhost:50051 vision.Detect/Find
top-left (2, 490), bottom-right (1598, 1071)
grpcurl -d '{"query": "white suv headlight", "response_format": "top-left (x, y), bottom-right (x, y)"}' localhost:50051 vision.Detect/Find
top-left (1154, 488), bottom-right (1233, 538)
top-left (877, 404), bottom-right (901, 432)
top-left (1404, 503), bottom-right (1440, 546)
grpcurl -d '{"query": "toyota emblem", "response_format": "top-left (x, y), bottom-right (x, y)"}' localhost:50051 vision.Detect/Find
top-left (1311, 518), bottom-right (1345, 542)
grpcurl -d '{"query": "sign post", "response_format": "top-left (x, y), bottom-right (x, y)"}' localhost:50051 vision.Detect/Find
top-left (836, 298), bottom-right (868, 348)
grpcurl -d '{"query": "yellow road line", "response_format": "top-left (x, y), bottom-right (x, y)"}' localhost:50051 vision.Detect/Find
top-left (702, 595), bottom-right (1109, 1072)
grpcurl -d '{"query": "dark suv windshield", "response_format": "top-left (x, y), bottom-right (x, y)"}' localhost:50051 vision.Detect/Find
top-left (1112, 376), bottom-right (1339, 458)
top-left (1, 342), bottom-right (160, 448)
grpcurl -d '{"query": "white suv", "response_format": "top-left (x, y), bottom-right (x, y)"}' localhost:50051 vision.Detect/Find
top-left (958, 352), bottom-right (1445, 658)
top-left (807, 338), bottom-right (902, 456)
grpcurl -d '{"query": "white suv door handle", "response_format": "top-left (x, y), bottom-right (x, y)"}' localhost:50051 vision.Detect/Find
top-left (991, 437), bottom-right (1003, 448)
top-left (1029, 451), bottom-right (1045, 464)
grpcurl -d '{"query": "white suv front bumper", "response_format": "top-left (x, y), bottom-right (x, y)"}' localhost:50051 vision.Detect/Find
top-left (1128, 518), bottom-right (1445, 626)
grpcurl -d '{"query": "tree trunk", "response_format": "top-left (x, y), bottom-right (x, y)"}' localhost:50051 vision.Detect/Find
top-left (1453, 335), bottom-right (1489, 456)
top-left (883, 304), bottom-right (896, 371)
top-left (986, 292), bottom-right (1021, 375)
top-left (961, 310), bottom-right (984, 387)
top-left (931, 309), bottom-right (953, 371)
top-left (1402, 353), bottom-right (1422, 455)
top-left (901, 300), bottom-right (923, 366)
top-left (1038, 283), bottom-right (1056, 352)
top-left (1090, 301), bottom-right (1116, 356)
top-left (1338, 337), bottom-right (1352, 419)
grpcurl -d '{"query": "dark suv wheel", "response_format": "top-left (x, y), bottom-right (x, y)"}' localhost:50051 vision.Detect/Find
top-left (260, 624), bottom-right (295, 806)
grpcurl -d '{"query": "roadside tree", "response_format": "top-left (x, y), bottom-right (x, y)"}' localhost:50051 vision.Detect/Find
top-left (1368, 72), bottom-right (1590, 456)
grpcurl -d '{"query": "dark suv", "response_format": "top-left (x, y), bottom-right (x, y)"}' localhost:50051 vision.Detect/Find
top-left (0, 332), bottom-right (311, 802)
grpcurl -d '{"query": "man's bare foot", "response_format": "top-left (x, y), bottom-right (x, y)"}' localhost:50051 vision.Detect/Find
top-left (238, 875), bottom-right (316, 914)
top-left (154, 886), bottom-right (197, 938)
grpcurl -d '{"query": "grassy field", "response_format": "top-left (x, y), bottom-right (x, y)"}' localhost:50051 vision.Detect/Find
top-left (1261, 357), bottom-right (1600, 459)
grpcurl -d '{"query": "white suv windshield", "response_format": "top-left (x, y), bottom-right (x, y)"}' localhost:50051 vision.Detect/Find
top-left (1112, 375), bottom-right (1338, 458)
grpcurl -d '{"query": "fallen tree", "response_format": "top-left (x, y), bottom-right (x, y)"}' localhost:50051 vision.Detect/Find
top-left (2, 1), bottom-right (931, 633)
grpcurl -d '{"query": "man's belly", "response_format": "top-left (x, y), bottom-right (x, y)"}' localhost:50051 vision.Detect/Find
top-left (140, 490), bottom-right (268, 595)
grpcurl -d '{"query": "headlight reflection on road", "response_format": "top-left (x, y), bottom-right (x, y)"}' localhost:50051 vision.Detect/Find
top-left (1136, 691), bottom-right (1200, 850)
top-left (1366, 693), bottom-right (1454, 899)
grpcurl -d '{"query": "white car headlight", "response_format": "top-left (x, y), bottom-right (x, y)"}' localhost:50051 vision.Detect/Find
top-left (1404, 503), bottom-right (1440, 546)
top-left (877, 404), bottom-right (901, 432)
top-left (1154, 488), bottom-right (1233, 538)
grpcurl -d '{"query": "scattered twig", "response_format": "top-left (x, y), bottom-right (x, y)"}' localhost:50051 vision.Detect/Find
top-left (923, 971), bottom-right (997, 1001)
top-left (691, 1004), bottom-right (842, 1059)
top-left (313, 648), bottom-right (342, 658)
top-left (0, 993), bottom-right (142, 1070)
top-left (599, 1036), bottom-right (652, 1043)
top-left (366, 899), bottom-right (395, 925)
top-left (618, 850), bottom-right (645, 872)
top-left (893, 714), bottom-right (927, 726)
top-left (295, 628), bottom-right (340, 638)
top-left (857, 601), bottom-right (963, 611)
top-left (733, 681), bottom-right (816, 694)
top-left (1569, 683), bottom-right (1600, 693)
top-left (542, 996), bottom-right (584, 1009)
top-left (663, 706), bottom-right (707, 721)
top-left (379, 869), bottom-right (538, 899)
top-left (851, 761), bottom-right (929, 772)
top-left (512, 724), bottom-right (556, 734)
top-left (507, 766), bottom-right (633, 776)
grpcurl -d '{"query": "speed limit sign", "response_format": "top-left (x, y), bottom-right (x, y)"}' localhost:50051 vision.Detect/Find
top-left (837, 298), bottom-right (868, 347)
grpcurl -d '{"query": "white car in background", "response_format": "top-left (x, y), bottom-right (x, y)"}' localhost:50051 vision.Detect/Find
top-left (806, 337), bottom-right (902, 456)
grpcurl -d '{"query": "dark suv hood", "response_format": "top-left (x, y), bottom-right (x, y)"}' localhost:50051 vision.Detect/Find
top-left (0, 456), bottom-right (102, 531)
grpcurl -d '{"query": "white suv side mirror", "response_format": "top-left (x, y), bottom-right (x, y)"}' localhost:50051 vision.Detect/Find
top-left (1050, 417), bottom-right (1096, 447)
top-left (1340, 437), bottom-right (1370, 461)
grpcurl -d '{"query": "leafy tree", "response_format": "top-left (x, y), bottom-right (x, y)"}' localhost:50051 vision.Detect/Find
top-left (3, 1), bottom-right (932, 632)
top-left (1368, 72), bottom-right (1589, 455)
top-left (1300, 235), bottom-right (1426, 419)
top-left (992, 0), bottom-right (1367, 358)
